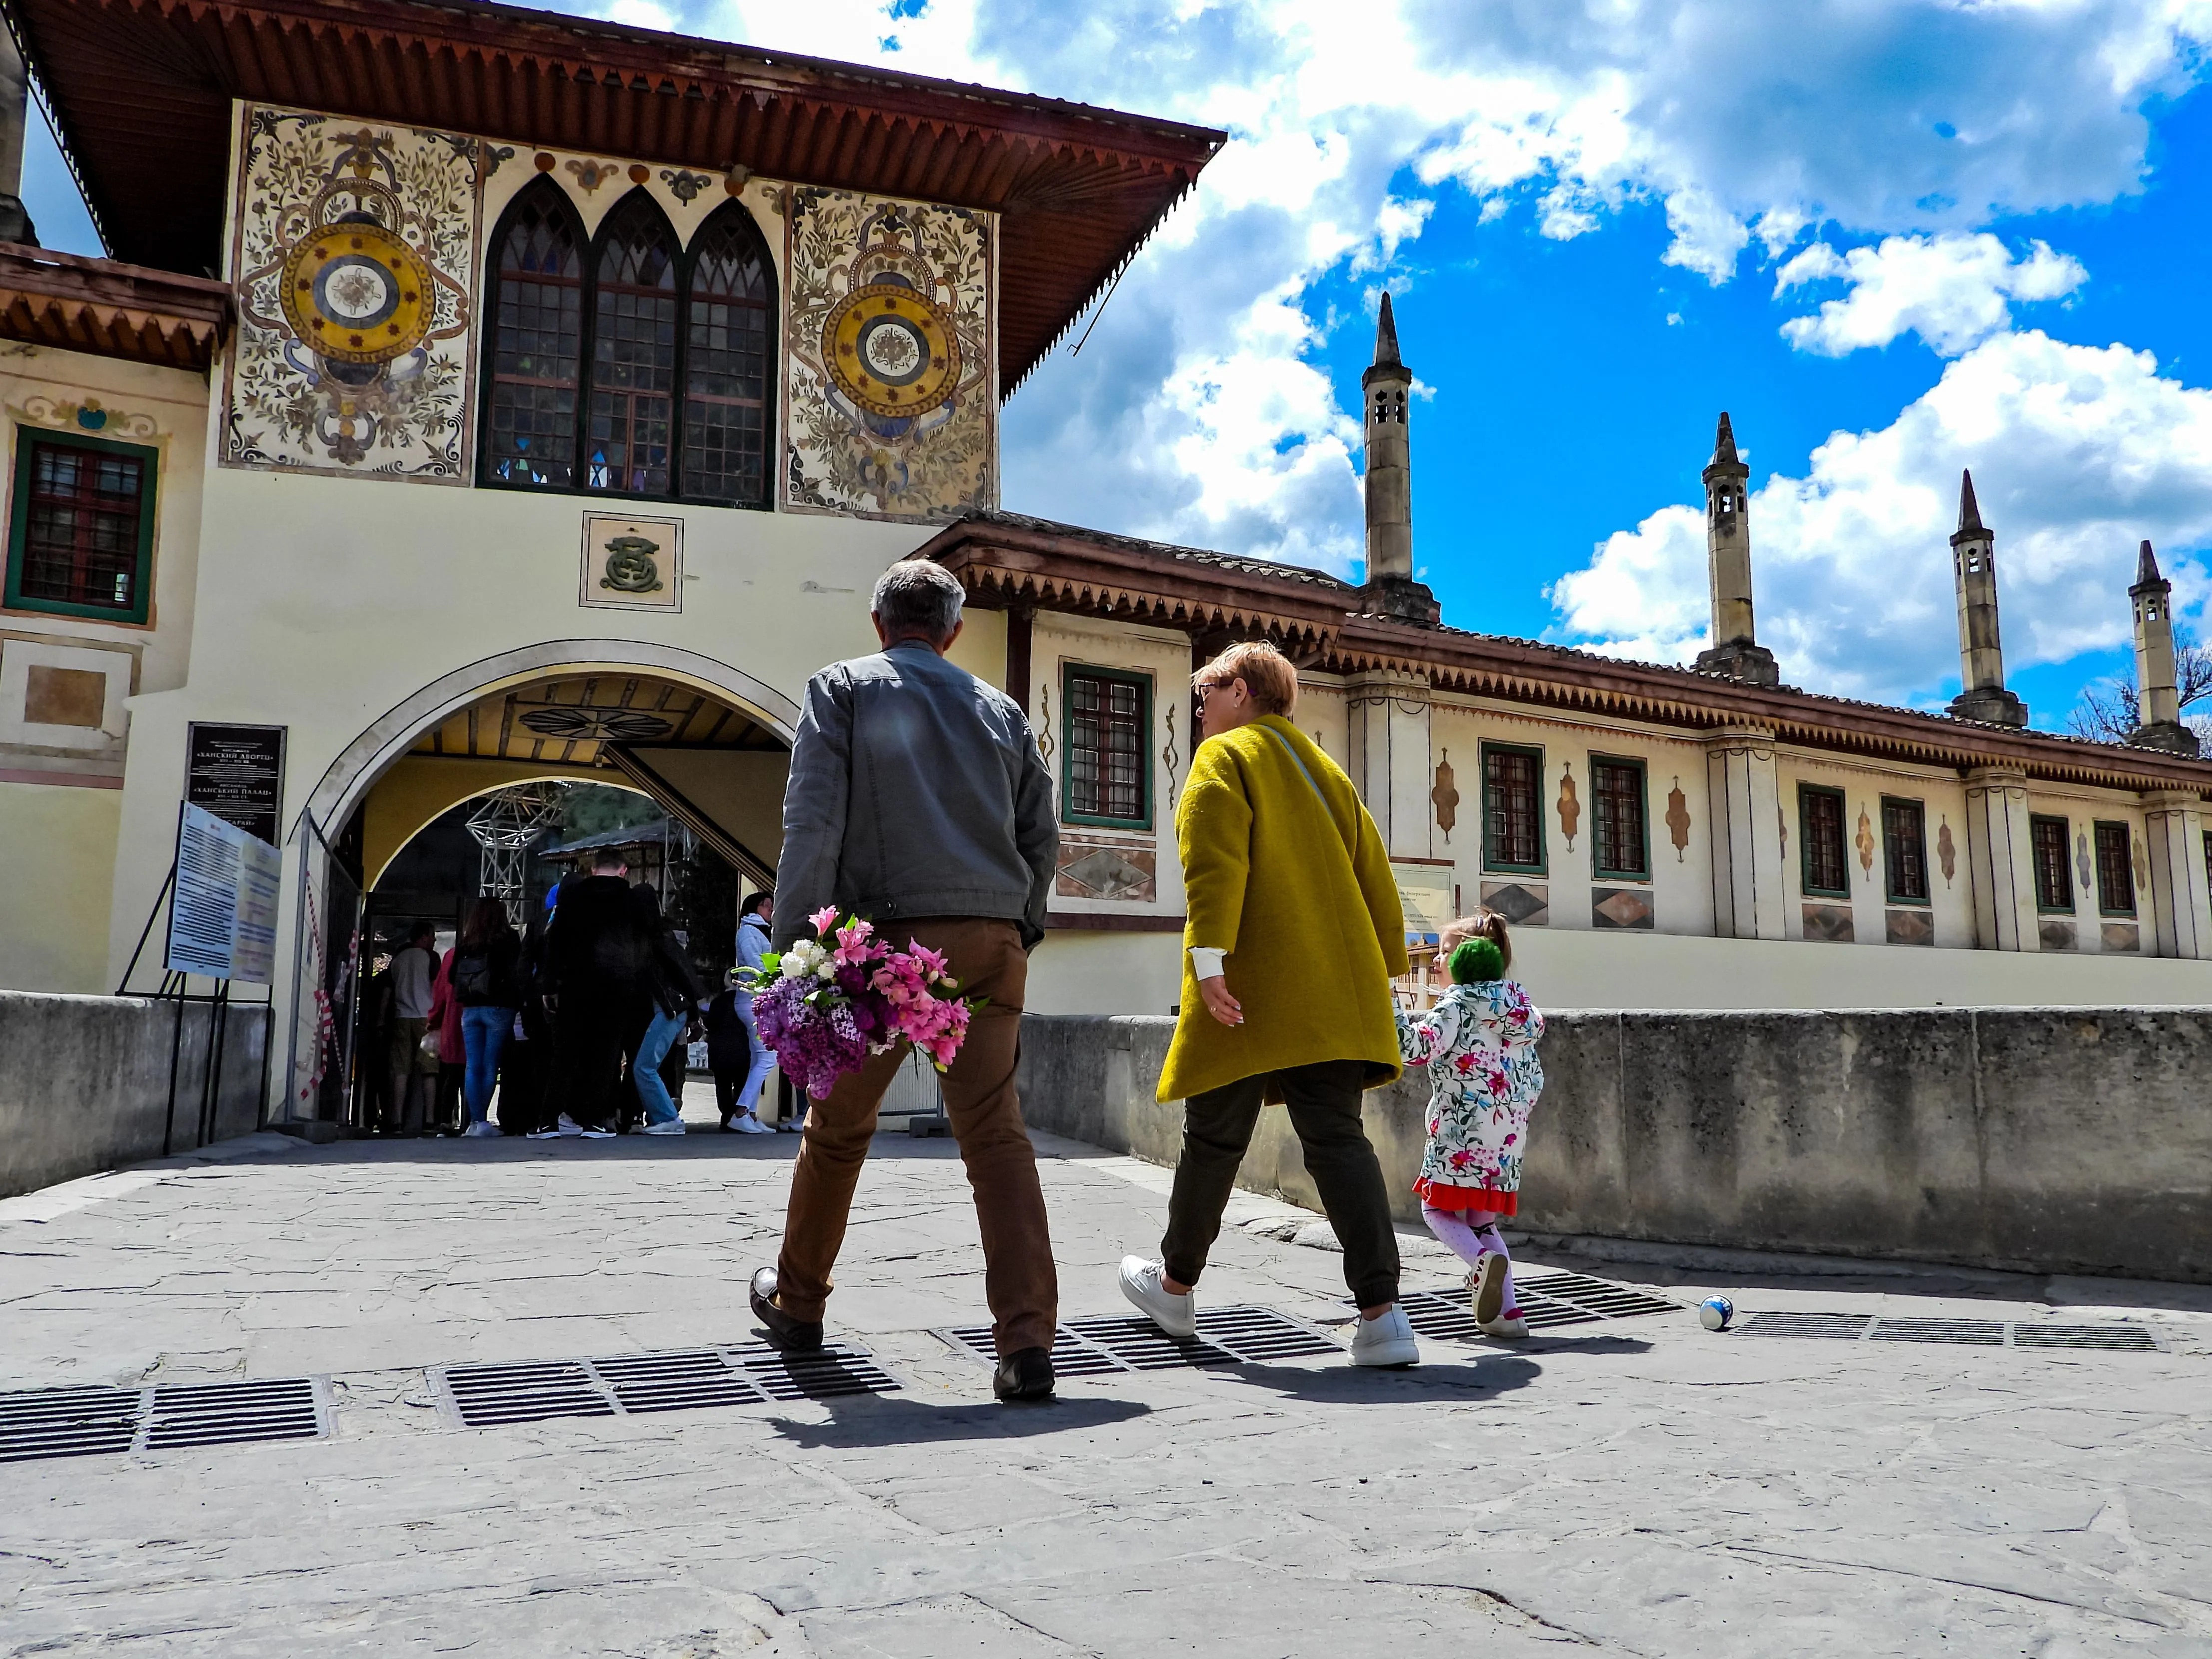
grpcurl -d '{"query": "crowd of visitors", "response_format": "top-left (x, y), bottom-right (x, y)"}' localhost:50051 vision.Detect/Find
top-left (355, 852), bottom-right (776, 1140)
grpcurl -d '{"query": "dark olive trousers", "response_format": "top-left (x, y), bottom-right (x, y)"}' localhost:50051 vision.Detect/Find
top-left (1161, 1058), bottom-right (1401, 1309)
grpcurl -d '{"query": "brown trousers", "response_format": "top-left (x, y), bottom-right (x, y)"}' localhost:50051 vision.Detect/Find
top-left (774, 917), bottom-right (1058, 1355)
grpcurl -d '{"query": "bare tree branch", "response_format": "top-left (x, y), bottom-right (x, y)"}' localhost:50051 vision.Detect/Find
top-left (2063, 626), bottom-right (2212, 742)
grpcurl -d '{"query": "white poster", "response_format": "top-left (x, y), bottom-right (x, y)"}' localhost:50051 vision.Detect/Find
top-left (166, 802), bottom-right (282, 984)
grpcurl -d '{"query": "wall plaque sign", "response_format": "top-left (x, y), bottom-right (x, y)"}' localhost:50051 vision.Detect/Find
top-left (165, 802), bottom-right (282, 984)
top-left (580, 511), bottom-right (684, 612)
top-left (186, 722), bottom-right (287, 848)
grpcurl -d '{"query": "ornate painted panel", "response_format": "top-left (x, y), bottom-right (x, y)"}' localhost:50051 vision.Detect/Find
top-left (782, 187), bottom-right (995, 520)
top-left (223, 106), bottom-right (487, 481)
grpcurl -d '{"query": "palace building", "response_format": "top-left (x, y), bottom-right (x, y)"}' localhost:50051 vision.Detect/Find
top-left (0, 0), bottom-right (2206, 1129)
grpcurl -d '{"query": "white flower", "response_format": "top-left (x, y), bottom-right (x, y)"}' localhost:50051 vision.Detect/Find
top-left (816, 963), bottom-right (836, 981)
top-left (778, 955), bottom-right (806, 980)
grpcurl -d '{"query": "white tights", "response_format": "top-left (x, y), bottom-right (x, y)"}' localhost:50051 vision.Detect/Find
top-left (1421, 1204), bottom-right (1517, 1311)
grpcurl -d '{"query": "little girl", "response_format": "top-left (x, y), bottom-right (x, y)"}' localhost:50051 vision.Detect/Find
top-left (1396, 911), bottom-right (1546, 1339)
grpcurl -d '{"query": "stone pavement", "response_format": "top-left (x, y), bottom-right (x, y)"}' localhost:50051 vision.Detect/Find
top-left (2, 1082), bottom-right (2210, 1658)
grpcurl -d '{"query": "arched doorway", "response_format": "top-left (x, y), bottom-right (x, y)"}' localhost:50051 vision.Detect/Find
top-left (286, 646), bottom-right (794, 1129)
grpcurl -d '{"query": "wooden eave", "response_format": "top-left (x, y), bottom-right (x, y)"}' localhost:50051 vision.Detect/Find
top-left (1333, 615), bottom-right (2212, 798)
top-left (0, 241), bottom-right (230, 369)
top-left (4, 0), bottom-right (1222, 389)
top-left (920, 515), bottom-right (1353, 656)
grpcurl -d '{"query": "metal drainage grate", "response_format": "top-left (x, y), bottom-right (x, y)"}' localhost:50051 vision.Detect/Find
top-left (1739, 1312), bottom-right (2162, 1351)
top-left (1395, 1271), bottom-right (1679, 1342)
top-left (937, 1305), bottom-right (1339, 1375)
top-left (430, 1341), bottom-right (898, 1430)
top-left (0, 1377), bottom-right (329, 1463)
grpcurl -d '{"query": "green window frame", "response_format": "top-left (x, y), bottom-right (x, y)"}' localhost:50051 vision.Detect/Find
top-left (2030, 814), bottom-right (2073, 913)
top-left (1480, 741), bottom-right (1547, 876)
top-left (3, 427), bottom-right (157, 625)
top-left (1589, 754), bottom-right (1650, 881)
top-left (1797, 783), bottom-right (1850, 899)
top-left (1880, 796), bottom-right (1930, 905)
top-left (1059, 664), bottom-right (1152, 830)
top-left (2093, 820), bottom-right (2136, 917)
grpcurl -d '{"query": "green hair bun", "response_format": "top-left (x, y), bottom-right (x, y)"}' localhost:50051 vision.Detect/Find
top-left (1447, 938), bottom-right (1506, 984)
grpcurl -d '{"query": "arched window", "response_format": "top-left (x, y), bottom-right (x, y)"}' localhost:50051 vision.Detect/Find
top-left (682, 201), bottom-right (775, 507)
top-left (586, 190), bottom-right (678, 496)
top-left (485, 179), bottom-right (585, 488)
top-left (479, 186), bottom-right (776, 509)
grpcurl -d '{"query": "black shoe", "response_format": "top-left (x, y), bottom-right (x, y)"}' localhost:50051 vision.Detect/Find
top-left (749, 1267), bottom-right (823, 1352)
top-left (992, 1346), bottom-right (1055, 1404)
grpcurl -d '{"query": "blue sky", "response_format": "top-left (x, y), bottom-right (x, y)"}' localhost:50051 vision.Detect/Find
top-left (24, 0), bottom-right (2212, 731)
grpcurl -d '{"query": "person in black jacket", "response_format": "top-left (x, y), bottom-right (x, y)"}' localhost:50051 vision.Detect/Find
top-left (628, 883), bottom-right (704, 1136)
top-left (451, 898), bottom-right (524, 1139)
top-left (539, 850), bottom-right (649, 1139)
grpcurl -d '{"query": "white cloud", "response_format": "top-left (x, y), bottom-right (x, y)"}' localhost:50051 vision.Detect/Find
top-left (1549, 331), bottom-right (2212, 710)
top-left (1777, 233), bottom-right (2088, 357)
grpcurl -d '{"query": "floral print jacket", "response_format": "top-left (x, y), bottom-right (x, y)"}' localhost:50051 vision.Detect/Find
top-left (1395, 979), bottom-right (1546, 1200)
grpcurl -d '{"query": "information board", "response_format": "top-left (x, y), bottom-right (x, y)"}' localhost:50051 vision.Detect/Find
top-left (185, 723), bottom-right (286, 848)
top-left (165, 802), bottom-right (282, 984)
top-left (1391, 859), bottom-right (1458, 948)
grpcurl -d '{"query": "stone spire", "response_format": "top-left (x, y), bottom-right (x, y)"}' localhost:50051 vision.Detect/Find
top-left (1945, 469), bottom-right (2027, 726)
top-left (1355, 290), bottom-right (1438, 624)
top-left (1692, 412), bottom-right (1780, 686)
top-left (2128, 538), bottom-right (2197, 754)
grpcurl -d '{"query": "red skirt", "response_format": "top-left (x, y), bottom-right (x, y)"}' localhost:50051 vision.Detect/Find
top-left (1413, 1178), bottom-right (1518, 1216)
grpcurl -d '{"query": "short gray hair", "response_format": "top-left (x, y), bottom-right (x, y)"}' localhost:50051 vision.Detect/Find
top-left (872, 559), bottom-right (965, 643)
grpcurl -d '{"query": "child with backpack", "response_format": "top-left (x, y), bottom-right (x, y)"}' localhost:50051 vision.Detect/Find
top-left (1395, 910), bottom-right (1546, 1339)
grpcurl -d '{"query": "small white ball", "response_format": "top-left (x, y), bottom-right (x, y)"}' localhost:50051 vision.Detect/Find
top-left (1698, 1295), bottom-right (1734, 1332)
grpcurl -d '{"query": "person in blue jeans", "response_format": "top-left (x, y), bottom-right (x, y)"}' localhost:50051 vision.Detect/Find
top-left (631, 884), bottom-right (704, 1136)
top-left (450, 899), bottom-right (524, 1137)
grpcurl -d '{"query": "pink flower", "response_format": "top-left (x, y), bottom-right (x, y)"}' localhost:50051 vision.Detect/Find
top-left (810, 905), bottom-right (841, 937)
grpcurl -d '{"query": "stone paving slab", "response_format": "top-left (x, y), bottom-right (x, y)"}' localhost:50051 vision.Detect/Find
top-left (1, 1083), bottom-right (2210, 1656)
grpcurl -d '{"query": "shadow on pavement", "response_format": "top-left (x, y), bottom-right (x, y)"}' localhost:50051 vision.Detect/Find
top-left (214, 1128), bottom-right (981, 1167)
top-left (1224, 1355), bottom-right (1543, 1403)
top-left (766, 1393), bottom-right (1152, 1449)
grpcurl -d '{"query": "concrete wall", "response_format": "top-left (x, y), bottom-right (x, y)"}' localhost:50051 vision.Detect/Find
top-left (1017, 1008), bottom-right (2212, 1283)
top-left (0, 990), bottom-right (270, 1198)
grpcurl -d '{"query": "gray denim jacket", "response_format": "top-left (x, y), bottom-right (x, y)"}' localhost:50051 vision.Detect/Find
top-left (772, 641), bottom-right (1058, 949)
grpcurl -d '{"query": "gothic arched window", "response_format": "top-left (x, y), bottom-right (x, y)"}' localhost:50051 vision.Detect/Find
top-left (682, 201), bottom-right (775, 507)
top-left (485, 178), bottom-right (585, 489)
top-left (479, 185), bottom-right (776, 509)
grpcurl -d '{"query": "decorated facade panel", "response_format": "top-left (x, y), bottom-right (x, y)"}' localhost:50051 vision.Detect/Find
top-left (783, 187), bottom-right (995, 522)
top-left (224, 105), bottom-right (486, 481)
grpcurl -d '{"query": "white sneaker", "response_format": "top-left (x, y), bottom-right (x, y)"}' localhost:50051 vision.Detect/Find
top-left (524, 1128), bottom-right (563, 1140)
top-left (733, 1113), bottom-right (772, 1135)
top-left (640, 1119), bottom-right (686, 1135)
top-left (462, 1121), bottom-right (501, 1138)
top-left (1349, 1303), bottom-right (1420, 1368)
top-left (556, 1115), bottom-right (584, 1137)
top-left (577, 1124), bottom-right (616, 1140)
top-left (1118, 1256), bottom-right (1197, 1340)
top-left (1472, 1253), bottom-right (1509, 1324)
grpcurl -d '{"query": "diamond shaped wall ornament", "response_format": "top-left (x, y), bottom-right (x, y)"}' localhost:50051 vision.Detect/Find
top-left (1479, 881), bottom-right (1548, 926)
top-left (1885, 908), bottom-right (1933, 946)
top-left (2102, 921), bottom-right (2141, 953)
top-left (1591, 887), bottom-right (1654, 929)
top-left (1055, 840), bottom-right (1156, 902)
top-left (1801, 902), bottom-right (1854, 943)
top-left (2040, 919), bottom-right (2078, 952)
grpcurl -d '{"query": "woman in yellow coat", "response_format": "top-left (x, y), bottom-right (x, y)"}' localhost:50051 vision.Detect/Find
top-left (1119, 642), bottom-right (1420, 1366)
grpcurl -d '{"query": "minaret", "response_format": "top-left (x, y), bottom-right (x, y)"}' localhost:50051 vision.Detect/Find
top-left (1354, 292), bottom-right (1439, 623)
top-left (2128, 539), bottom-right (2198, 755)
top-left (1944, 470), bottom-right (2027, 727)
top-left (1692, 413), bottom-right (1779, 686)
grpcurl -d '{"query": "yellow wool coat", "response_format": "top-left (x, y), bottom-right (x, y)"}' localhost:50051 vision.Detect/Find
top-left (1157, 715), bottom-right (1410, 1103)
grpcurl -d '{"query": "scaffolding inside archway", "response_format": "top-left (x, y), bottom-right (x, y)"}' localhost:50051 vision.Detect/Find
top-left (464, 784), bottom-right (565, 926)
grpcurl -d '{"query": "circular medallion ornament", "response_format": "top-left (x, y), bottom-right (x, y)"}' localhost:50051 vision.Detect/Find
top-left (280, 221), bottom-right (433, 366)
top-left (821, 283), bottom-right (960, 418)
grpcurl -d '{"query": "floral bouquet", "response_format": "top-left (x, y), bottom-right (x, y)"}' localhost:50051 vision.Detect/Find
top-left (740, 906), bottom-right (980, 1100)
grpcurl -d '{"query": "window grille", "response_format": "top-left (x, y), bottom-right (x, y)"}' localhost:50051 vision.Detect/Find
top-left (1800, 787), bottom-right (1848, 897)
top-left (1064, 669), bottom-right (1148, 826)
top-left (1484, 747), bottom-right (1543, 871)
top-left (2031, 815), bottom-right (2072, 912)
top-left (586, 194), bottom-right (677, 497)
top-left (18, 441), bottom-right (143, 611)
top-left (1882, 798), bottom-right (1928, 903)
top-left (2094, 822), bottom-right (2135, 916)
top-left (1591, 758), bottom-right (1647, 878)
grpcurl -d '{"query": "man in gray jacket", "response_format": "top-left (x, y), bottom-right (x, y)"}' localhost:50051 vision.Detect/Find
top-left (751, 559), bottom-right (1062, 1402)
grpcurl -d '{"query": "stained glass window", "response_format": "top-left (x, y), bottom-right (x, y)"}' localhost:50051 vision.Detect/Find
top-left (683, 203), bottom-right (773, 507)
top-left (486, 181), bottom-right (583, 488)
top-left (587, 194), bottom-right (677, 496)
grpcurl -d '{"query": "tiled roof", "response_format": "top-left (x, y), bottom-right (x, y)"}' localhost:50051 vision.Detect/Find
top-left (955, 511), bottom-right (1356, 591)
